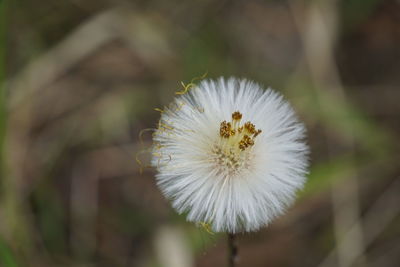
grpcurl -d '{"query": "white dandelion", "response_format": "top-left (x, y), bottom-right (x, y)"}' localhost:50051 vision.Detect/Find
top-left (152, 77), bottom-right (309, 233)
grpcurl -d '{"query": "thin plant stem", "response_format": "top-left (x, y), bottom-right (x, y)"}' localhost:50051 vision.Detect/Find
top-left (228, 233), bottom-right (238, 267)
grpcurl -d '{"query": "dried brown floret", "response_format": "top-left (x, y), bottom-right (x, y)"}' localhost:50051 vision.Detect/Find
top-left (232, 111), bottom-right (242, 120)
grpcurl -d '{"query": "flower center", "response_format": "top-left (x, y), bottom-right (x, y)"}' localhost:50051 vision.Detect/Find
top-left (212, 111), bottom-right (262, 175)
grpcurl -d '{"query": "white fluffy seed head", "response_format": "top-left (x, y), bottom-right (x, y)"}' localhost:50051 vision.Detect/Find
top-left (152, 77), bottom-right (309, 233)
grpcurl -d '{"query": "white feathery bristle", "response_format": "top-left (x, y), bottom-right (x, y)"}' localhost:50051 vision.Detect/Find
top-left (152, 77), bottom-right (309, 233)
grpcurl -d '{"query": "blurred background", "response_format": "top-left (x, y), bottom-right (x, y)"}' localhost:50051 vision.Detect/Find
top-left (1, 0), bottom-right (400, 266)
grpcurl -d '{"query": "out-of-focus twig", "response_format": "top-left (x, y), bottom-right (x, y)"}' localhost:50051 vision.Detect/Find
top-left (318, 178), bottom-right (400, 267)
top-left (154, 225), bottom-right (194, 267)
top-left (4, 6), bottom-right (174, 261)
top-left (8, 7), bottom-right (174, 111)
top-left (8, 9), bottom-right (119, 109)
top-left (289, 1), bottom-right (366, 267)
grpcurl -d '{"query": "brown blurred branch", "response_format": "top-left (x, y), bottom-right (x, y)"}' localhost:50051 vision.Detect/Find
top-left (289, 1), bottom-right (366, 266)
top-left (319, 178), bottom-right (400, 267)
top-left (8, 7), bottom-right (174, 111)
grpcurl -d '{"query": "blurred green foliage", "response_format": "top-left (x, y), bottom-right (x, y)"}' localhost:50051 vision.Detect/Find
top-left (2, 0), bottom-right (400, 266)
top-left (0, 0), bottom-right (5, 162)
top-left (1, 3), bottom-right (19, 267)
top-left (340, 0), bottom-right (381, 31)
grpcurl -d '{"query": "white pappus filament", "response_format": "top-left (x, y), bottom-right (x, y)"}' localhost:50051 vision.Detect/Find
top-left (152, 77), bottom-right (309, 233)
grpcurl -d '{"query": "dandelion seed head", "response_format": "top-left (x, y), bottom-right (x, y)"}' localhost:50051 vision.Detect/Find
top-left (152, 77), bottom-right (309, 233)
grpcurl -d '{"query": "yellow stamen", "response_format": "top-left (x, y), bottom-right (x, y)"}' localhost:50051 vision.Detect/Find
top-left (218, 111), bottom-right (261, 151)
top-left (232, 111), bottom-right (242, 120)
top-left (199, 222), bottom-right (214, 235)
top-left (175, 71), bottom-right (208, 95)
